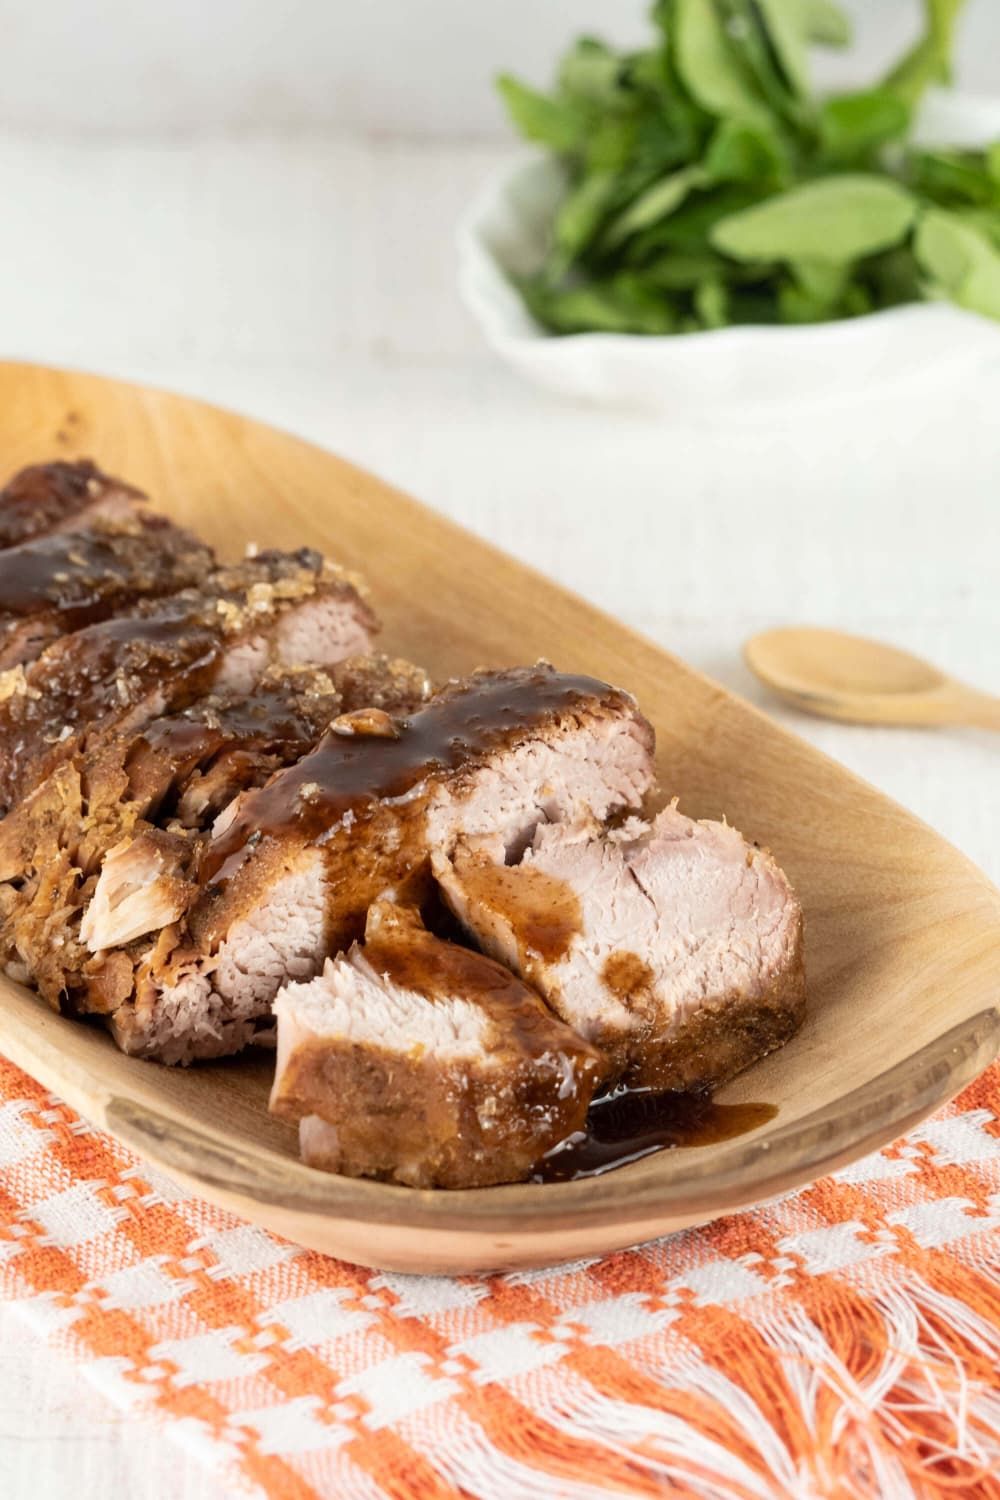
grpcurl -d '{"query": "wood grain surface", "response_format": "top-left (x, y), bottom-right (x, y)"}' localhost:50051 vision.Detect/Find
top-left (0, 360), bottom-right (998, 1273)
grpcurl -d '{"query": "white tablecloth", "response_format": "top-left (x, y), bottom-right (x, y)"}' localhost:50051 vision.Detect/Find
top-left (0, 130), bottom-right (997, 1498)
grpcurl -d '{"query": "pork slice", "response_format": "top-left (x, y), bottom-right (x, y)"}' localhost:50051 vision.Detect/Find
top-left (270, 901), bottom-right (603, 1188)
top-left (2, 654), bottom-right (431, 1027)
top-left (190, 546), bottom-right (377, 677)
top-left (105, 664), bottom-right (656, 1063)
top-left (0, 513), bottom-right (214, 669)
top-left (435, 804), bottom-right (805, 1091)
top-left (127, 664), bottom-right (346, 832)
top-left (79, 654), bottom-right (432, 954)
top-left (81, 829), bottom-right (198, 952)
top-left (0, 460), bottom-right (144, 549)
top-left (0, 665), bottom-right (346, 1009)
top-left (0, 546), bottom-right (376, 813)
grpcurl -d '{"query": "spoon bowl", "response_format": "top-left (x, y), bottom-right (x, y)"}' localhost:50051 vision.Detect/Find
top-left (745, 627), bottom-right (1000, 730)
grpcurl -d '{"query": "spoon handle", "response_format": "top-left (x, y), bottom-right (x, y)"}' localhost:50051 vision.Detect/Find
top-left (960, 694), bottom-right (1000, 731)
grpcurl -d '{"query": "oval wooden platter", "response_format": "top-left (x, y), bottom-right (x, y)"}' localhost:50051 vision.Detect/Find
top-left (0, 360), bottom-right (998, 1274)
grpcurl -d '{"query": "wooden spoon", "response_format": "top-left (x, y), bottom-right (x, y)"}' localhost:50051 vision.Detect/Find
top-left (744, 627), bottom-right (1000, 729)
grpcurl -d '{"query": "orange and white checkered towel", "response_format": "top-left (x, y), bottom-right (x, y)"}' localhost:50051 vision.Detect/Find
top-left (2, 1051), bottom-right (1000, 1500)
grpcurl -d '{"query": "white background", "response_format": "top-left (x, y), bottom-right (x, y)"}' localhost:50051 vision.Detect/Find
top-left (0, 0), bottom-right (997, 136)
top-left (0, 2), bottom-right (998, 1496)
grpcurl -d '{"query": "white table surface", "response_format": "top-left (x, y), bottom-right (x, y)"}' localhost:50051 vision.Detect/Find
top-left (0, 129), bottom-right (997, 1499)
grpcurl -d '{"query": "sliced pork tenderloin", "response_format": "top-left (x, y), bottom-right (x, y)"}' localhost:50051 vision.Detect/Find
top-left (0, 513), bottom-right (214, 669)
top-left (270, 900), bottom-right (603, 1188)
top-left (0, 666), bottom-right (347, 1011)
top-left (79, 654), bottom-right (433, 946)
top-left (104, 665), bottom-right (655, 1062)
top-left (0, 654), bottom-right (431, 1028)
top-left (0, 460), bottom-right (144, 549)
top-left (0, 547), bottom-right (376, 814)
top-left (435, 804), bottom-right (805, 1091)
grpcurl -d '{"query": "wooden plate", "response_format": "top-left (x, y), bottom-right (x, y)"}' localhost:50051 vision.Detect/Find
top-left (0, 361), bottom-right (998, 1274)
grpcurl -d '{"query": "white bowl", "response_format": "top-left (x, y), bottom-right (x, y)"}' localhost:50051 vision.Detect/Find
top-left (458, 90), bottom-right (1000, 412)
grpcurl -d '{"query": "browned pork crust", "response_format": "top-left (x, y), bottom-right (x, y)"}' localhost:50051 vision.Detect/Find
top-left (0, 460), bottom-right (144, 549)
top-left (0, 546), bottom-right (376, 814)
top-left (0, 514), bottom-right (214, 669)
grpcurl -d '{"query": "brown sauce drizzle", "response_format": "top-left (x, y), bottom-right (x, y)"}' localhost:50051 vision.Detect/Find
top-left (0, 613), bottom-right (225, 811)
top-left (359, 903), bottom-right (599, 1067)
top-left (603, 950), bottom-right (655, 1002)
top-left (0, 519), bottom-right (200, 618)
top-left (138, 685), bottom-right (332, 764)
top-left (0, 532), bottom-right (106, 615)
top-left (201, 667), bottom-right (622, 887)
top-left (450, 853), bottom-right (581, 964)
top-left (532, 1088), bottom-right (777, 1182)
top-left (28, 614), bottom-right (223, 718)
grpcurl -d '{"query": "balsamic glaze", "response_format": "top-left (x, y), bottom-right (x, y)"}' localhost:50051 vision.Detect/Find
top-left (532, 1087), bottom-right (776, 1182)
top-left (0, 516), bottom-right (204, 618)
top-left (200, 667), bottom-right (623, 886)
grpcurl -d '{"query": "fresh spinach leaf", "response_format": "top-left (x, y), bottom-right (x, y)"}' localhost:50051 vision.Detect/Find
top-left (753, 0), bottom-right (812, 98)
top-left (635, 184), bottom-right (769, 252)
top-left (711, 175), bottom-right (916, 263)
top-left (673, 0), bottom-right (769, 123)
top-left (603, 166), bottom-right (704, 248)
top-left (860, 246), bottom-right (925, 306)
top-left (693, 277), bottom-right (730, 327)
top-left (557, 38), bottom-right (628, 109)
top-left (519, 273), bottom-right (677, 334)
top-left (719, 0), bottom-right (805, 124)
top-left (704, 118), bottom-right (790, 183)
top-left (907, 149), bottom-right (1000, 207)
top-left (819, 90), bottom-right (912, 162)
top-left (496, 76), bottom-right (586, 152)
top-left (914, 207), bottom-right (1000, 318)
top-left (791, 260), bottom-right (849, 302)
top-left (639, 250), bottom-right (736, 289)
top-left (553, 171), bottom-right (621, 263)
top-left (586, 116), bottom-right (641, 174)
top-left (882, 0), bottom-right (968, 107)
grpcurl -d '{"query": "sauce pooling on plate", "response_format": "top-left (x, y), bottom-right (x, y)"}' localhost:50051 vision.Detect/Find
top-left (532, 1087), bottom-right (776, 1182)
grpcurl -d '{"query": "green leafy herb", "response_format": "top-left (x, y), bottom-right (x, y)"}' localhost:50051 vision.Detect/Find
top-left (711, 176), bottom-right (916, 263)
top-left (693, 276), bottom-right (730, 327)
top-left (907, 149), bottom-right (1000, 207)
top-left (557, 38), bottom-right (628, 109)
top-left (752, 0), bottom-right (812, 99)
top-left (882, 0), bottom-right (966, 107)
top-left (553, 171), bottom-right (621, 263)
top-left (914, 208), bottom-right (1000, 318)
top-left (818, 89), bottom-right (912, 162)
top-left (496, 76), bottom-right (585, 151)
top-left (603, 165), bottom-right (704, 248)
top-left (704, 118), bottom-right (790, 183)
top-left (495, 0), bottom-right (994, 336)
top-left (673, 0), bottom-right (768, 123)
